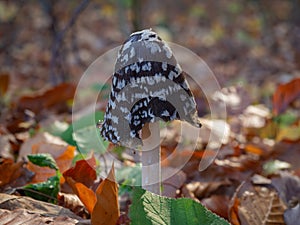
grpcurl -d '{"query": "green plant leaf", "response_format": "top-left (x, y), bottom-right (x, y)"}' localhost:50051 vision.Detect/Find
top-left (23, 175), bottom-right (60, 203)
top-left (60, 111), bottom-right (104, 146)
top-left (263, 160), bottom-right (291, 176)
top-left (73, 125), bottom-right (109, 154)
top-left (27, 153), bottom-right (58, 170)
top-left (116, 164), bottom-right (141, 195)
top-left (129, 187), bottom-right (230, 225)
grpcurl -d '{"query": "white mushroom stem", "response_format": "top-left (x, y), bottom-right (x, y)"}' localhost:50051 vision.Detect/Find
top-left (141, 122), bottom-right (161, 194)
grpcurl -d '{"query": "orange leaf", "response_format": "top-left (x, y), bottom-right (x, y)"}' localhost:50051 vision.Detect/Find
top-left (63, 154), bottom-right (97, 187)
top-left (26, 139), bottom-right (75, 183)
top-left (229, 197), bottom-right (240, 225)
top-left (65, 177), bottom-right (97, 214)
top-left (273, 78), bottom-right (300, 115)
top-left (27, 162), bottom-right (56, 183)
top-left (91, 163), bottom-right (120, 225)
top-left (0, 159), bottom-right (23, 188)
top-left (244, 144), bottom-right (263, 156)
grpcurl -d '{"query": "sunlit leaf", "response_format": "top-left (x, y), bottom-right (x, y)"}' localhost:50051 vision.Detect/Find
top-left (129, 187), bottom-right (230, 225)
top-left (65, 177), bottom-right (96, 214)
top-left (73, 125), bottom-right (108, 154)
top-left (0, 159), bottom-right (24, 188)
top-left (23, 175), bottom-right (60, 203)
top-left (91, 164), bottom-right (120, 225)
top-left (273, 78), bottom-right (300, 115)
top-left (60, 111), bottom-right (104, 146)
top-left (63, 154), bottom-right (97, 187)
top-left (27, 153), bottom-right (58, 170)
top-left (263, 160), bottom-right (291, 176)
top-left (17, 83), bottom-right (75, 114)
top-left (276, 124), bottom-right (300, 142)
top-left (116, 164), bottom-right (141, 187)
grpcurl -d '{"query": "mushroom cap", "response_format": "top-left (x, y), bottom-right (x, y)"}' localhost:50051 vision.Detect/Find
top-left (100, 29), bottom-right (201, 148)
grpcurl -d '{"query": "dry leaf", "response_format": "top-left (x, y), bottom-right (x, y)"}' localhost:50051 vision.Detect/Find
top-left (202, 195), bottom-right (230, 219)
top-left (91, 163), bottom-right (120, 225)
top-left (0, 193), bottom-right (83, 224)
top-left (58, 192), bottom-right (89, 218)
top-left (229, 180), bottom-right (287, 225)
top-left (273, 78), bottom-right (300, 115)
top-left (17, 83), bottom-right (75, 114)
top-left (0, 72), bottom-right (9, 97)
top-left (63, 154), bottom-right (97, 187)
top-left (0, 159), bottom-right (24, 188)
top-left (64, 177), bottom-right (96, 214)
top-left (19, 132), bottom-right (75, 183)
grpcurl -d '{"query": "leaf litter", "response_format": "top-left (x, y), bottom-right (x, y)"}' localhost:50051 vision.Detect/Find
top-left (1, 1), bottom-right (300, 224)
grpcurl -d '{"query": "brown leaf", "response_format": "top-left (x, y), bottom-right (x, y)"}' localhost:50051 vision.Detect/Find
top-left (201, 195), bottom-right (230, 219)
top-left (91, 163), bottom-right (120, 225)
top-left (0, 193), bottom-right (83, 224)
top-left (273, 78), bottom-right (300, 115)
top-left (64, 177), bottom-right (96, 214)
top-left (0, 159), bottom-right (24, 188)
top-left (186, 180), bottom-right (231, 199)
top-left (229, 197), bottom-right (240, 225)
top-left (17, 82), bottom-right (75, 114)
top-left (57, 192), bottom-right (89, 218)
top-left (0, 72), bottom-right (10, 97)
top-left (63, 154), bottom-right (97, 187)
top-left (19, 132), bottom-right (75, 183)
top-left (229, 180), bottom-right (287, 225)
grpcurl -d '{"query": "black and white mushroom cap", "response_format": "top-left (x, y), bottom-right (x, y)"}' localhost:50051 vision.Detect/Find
top-left (100, 29), bottom-right (201, 148)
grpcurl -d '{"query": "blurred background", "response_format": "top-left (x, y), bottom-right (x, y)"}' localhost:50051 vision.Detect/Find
top-left (1, 0), bottom-right (299, 94)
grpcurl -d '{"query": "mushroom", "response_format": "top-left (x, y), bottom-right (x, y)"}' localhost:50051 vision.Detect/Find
top-left (100, 29), bottom-right (201, 194)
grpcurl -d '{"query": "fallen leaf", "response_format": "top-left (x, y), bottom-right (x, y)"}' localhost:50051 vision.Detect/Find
top-left (201, 195), bottom-right (230, 219)
top-left (91, 164), bottom-right (120, 225)
top-left (0, 159), bottom-right (24, 189)
top-left (0, 193), bottom-right (83, 224)
top-left (19, 132), bottom-right (75, 183)
top-left (0, 72), bottom-right (9, 97)
top-left (276, 123), bottom-right (300, 142)
top-left (58, 192), bottom-right (89, 218)
top-left (229, 197), bottom-right (240, 225)
top-left (273, 78), bottom-right (300, 115)
top-left (271, 171), bottom-right (300, 206)
top-left (63, 154), bottom-right (97, 187)
top-left (17, 82), bottom-right (75, 114)
top-left (229, 180), bottom-right (287, 225)
top-left (263, 160), bottom-right (291, 176)
top-left (23, 175), bottom-right (60, 203)
top-left (186, 180), bottom-right (231, 199)
top-left (65, 177), bottom-right (96, 214)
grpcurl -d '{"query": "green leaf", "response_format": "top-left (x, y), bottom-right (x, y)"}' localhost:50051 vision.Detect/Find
top-left (27, 153), bottom-right (58, 170)
top-left (73, 125), bottom-right (109, 154)
top-left (23, 175), bottom-right (60, 203)
top-left (116, 164), bottom-right (141, 195)
top-left (60, 111), bottom-right (104, 146)
top-left (273, 112), bottom-right (297, 127)
top-left (129, 188), bottom-right (230, 225)
top-left (263, 160), bottom-right (291, 176)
